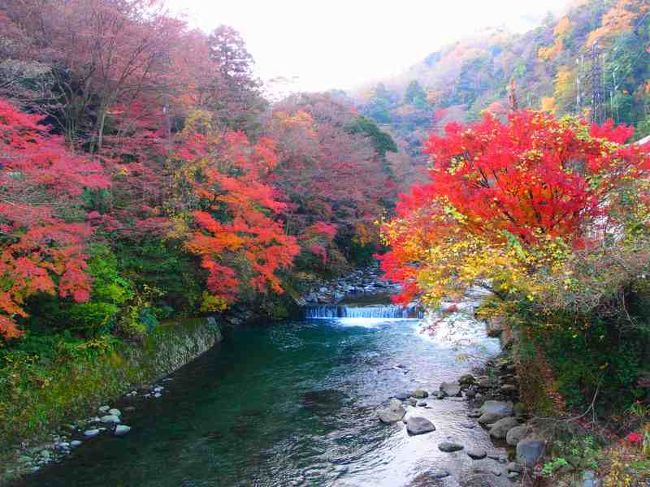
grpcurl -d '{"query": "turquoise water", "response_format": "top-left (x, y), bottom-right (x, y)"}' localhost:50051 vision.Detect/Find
top-left (23, 305), bottom-right (502, 486)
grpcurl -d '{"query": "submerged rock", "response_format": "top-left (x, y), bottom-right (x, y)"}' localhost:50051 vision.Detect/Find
top-left (466, 448), bottom-right (487, 459)
top-left (438, 441), bottom-right (464, 452)
top-left (405, 417), bottom-right (435, 435)
top-left (460, 473), bottom-right (510, 487)
top-left (377, 398), bottom-right (406, 424)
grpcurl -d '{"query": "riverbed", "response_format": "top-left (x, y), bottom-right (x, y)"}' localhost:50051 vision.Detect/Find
top-left (21, 298), bottom-right (504, 486)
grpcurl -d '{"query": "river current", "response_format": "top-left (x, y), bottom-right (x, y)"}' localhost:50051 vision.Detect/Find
top-left (24, 296), bottom-right (503, 486)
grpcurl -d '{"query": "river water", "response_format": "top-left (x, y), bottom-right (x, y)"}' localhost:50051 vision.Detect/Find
top-left (23, 296), bottom-right (504, 487)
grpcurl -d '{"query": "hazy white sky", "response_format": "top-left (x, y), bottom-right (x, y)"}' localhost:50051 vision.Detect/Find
top-left (166, 0), bottom-right (572, 95)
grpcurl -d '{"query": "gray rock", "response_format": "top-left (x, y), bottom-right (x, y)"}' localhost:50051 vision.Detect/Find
top-left (393, 392), bottom-right (409, 400)
top-left (507, 472), bottom-right (520, 479)
top-left (98, 405), bottom-right (110, 413)
top-left (438, 441), bottom-right (464, 452)
top-left (40, 450), bottom-right (51, 459)
top-left (70, 440), bottom-right (82, 448)
top-left (83, 429), bottom-right (100, 438)
top-left (409, 468), bottom-right (451, 487)
top-left (108, 408), bottom-right (121, 417)
top-left (477, 400), bottom-right (513, 424)
top-left (411, 389), bottom-right (429, 399)
top-left (114, 425), bottom-right (131, 436)
top-left (466, 448), bottom-right (487, 459)
top-left (500, 384), bottom-right (517, 393)
top-left (516, 437), bottom-right (545, 467)
top-left (460, 473), bottom-right (510, 487)
top-left (439, 382), bottom-right (461, 397)
top-left (154, 392), bottom-right (162, 398)
top-left (377, 399), bottom-right (406, 424)
top-left (506, 462), bottom-right (523, 473)
top-left (99, 414), bottom-right (120, 424)
top-left (408, 397), bottom-right (418, 406)
top-left (405, 417), bottom-right (436, 435)
top-left (416, 401), bottom-right (427, 407)
top-left (506, 424), bottom-right (532, 446)
top-left (489, 416), bottom-right (519, 439)
top-left (55, 442), bottom-right (69, 451)
top-left (468, 409), bottom-right (482, 418)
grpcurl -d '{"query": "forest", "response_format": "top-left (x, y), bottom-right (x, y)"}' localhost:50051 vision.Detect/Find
top-left (0, 0), bottom-right (649, 485)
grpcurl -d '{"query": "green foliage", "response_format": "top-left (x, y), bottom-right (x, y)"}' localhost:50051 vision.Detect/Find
top-left (346, 116), bottom-right (398, 158)
top-left (541, 457), bottom-right (570, 477)
top-left (114, 238), bottom-right (203, 314)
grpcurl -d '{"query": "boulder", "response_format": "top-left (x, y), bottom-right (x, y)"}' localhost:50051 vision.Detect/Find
top-left (377, 399), bottom-right (406, 424)
top-left (506, 424), bottom-right (532, 446)
top-left (108, 408), bottom-right (121, 417)
top-left (411, 389), bottom-right (429, 399)
top-left (439, 382), bottom-right (461, 397)
top-left (466, 448), bottom-right (487, 459)
top-left (477, 400), bottom-right (513, 424)
top-left (405, 417), bottom-right (436, 435)
top-left (98, 405), bottom-right (110, 414)
top-left (516, 437), bottom-right (545, 467)
top-left (70, 440), bottom-right (82, 448)
top-left (438, 441), bottom-right (464, 452)
top-left (83, 429), bottom-right (100, 438)
top-left (489, 416), bottom-right (519, 439)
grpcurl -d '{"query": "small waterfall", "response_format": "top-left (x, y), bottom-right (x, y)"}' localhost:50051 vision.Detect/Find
top-left (305, 304), bottom-right (422, 320)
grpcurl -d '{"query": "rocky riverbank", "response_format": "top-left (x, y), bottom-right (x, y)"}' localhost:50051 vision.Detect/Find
top-left (301, 266), bottom-right (400, 304)
top-left (1, 317), bottom-right (223, 483)
top-left (374, 351), bottom-right (542, 486)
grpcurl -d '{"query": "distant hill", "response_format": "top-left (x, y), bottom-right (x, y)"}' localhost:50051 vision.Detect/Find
top-left (355, 0), bottom-right (650, 155)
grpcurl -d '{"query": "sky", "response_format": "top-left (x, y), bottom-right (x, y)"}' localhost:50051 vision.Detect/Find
top-left (166, 0), bottom-right (572, 96)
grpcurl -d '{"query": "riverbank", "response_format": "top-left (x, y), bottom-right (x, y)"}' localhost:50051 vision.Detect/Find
top-left (0, 317), bottom-right (223, 483)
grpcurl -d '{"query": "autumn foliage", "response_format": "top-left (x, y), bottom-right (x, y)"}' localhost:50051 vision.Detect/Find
top-left (0, 100), bottom-right (109, 338)
top-left (174, 121), bottom-right (299, 309)
top-left (380, 110), bottom-right (650, 305)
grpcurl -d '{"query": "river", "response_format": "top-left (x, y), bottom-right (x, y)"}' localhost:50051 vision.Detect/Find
top-left (22, 295), bottom-right (504, 486)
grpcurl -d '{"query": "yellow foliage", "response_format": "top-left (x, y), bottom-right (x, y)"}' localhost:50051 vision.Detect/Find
top-left (541, 96), bottom-right (557, 113)
top-left (586, 0), bottom-right (647, 47)
top-left (200, 292), bottom-right (228, 312)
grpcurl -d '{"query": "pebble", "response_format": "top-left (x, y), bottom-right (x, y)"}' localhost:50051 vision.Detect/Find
top-left (100, 414), bottom-right (120, 424)
top-left (114, 425), bottom-right (131, 436)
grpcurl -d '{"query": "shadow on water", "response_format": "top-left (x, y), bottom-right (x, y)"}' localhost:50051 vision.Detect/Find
top-left (19, 299), bottom-right (503, 487)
